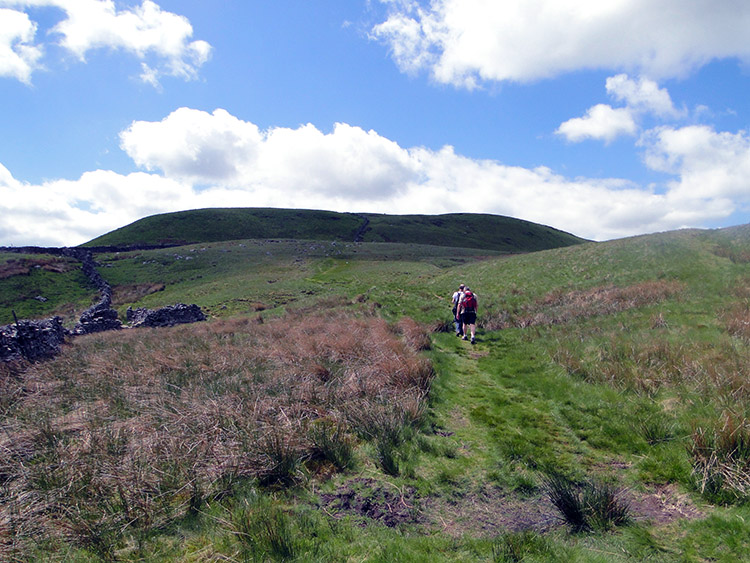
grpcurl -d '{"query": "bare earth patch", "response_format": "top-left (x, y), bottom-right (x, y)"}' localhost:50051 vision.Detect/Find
top-left (423, 485), bottom-right (559, 537)
top-left (627, 483), bottom-right (705, 525)
top-left (428, 483), bottom-right (705, 537)
top-left (321, 479), bottom-right (704, 537)
top-left (319, 478), bottom-right (421, 528)
top-left (0, 257), bottom-right (76, 279)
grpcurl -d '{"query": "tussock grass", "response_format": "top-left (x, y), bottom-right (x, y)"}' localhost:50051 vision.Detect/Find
top-left (722, 278), bottom-right (750, 342)
top-left (0, 310), bottom-right (433, 558)
top-left (553, 331), bottom-right (749, 400)
top-left (690, 411), bottom-right (750, 503)
top-left (492, 530), bottom-right (554, 562)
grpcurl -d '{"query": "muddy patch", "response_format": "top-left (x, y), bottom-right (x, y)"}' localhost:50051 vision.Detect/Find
top-left (319, 478), bottom-right (420, 528)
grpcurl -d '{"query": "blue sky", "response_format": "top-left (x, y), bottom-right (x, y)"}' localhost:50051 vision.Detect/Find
top-left (1, 0), bottom-right (750, 246)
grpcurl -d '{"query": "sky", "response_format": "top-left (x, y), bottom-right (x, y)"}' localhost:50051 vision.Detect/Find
top-left (1, 0), bottom-right (750, 246)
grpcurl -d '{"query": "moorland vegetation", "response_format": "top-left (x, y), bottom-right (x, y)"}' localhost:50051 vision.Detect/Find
top-left (1, 210), bottom-right (749, 561)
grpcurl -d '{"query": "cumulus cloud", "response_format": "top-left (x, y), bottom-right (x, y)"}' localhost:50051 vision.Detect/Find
top-left (0, 8), bottom-right (43, 82)
top-left (641, 125), bottom-right (750, 204)
top-left (371, 0), bottom-right (750, 86)
top-left (556, 104), bottom-right (638, 144)
top-left (0, 164), bottom-right (196, 246)
top-left (121, 108), bottom-right (264, 184)
top-left (0, 0), bottom-right (211, 84)
top-left (4, 108), bottom-right (750, 246)
top-left (120, 108), bottom-right (420, 198)
top-left (605, 74), bottom-right (680, 117)
top-left (557, 74), bottom-right (681, 143)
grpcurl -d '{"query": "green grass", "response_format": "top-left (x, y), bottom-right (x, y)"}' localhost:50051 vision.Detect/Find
top-left (0, 252), bottom-right (95, 325)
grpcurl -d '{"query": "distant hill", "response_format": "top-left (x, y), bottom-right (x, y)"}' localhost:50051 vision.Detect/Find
top-left (83, 208), bottom-right (587, 253)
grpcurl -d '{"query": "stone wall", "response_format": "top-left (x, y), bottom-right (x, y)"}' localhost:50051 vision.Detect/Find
top-left (0, 316), bottom-right (67, 362)
top-left (1, 244), bottom-right (206, 363)
top-left (126, 304), bottom-right (207, 327)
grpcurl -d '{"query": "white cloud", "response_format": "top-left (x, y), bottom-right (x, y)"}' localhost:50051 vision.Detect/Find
top-left (120, 108), bottom-right (264, 184)
top-left (120, 108), bottom-right (420, 198)
top-left (0, 164), bottom-right (196, 246)
top-left (4, 108), bottom-right (749, 246)
top-left (557, 74), bottom-right (683, 143)
top-left (0, 8), bottom-right (43, 83)
top-left (0, 0), bottom-right (211, 84)
top-left (605, 74), bottom-right (680, 117)
top-left (556, 104), bottom-right (638, 144)
top-left (371, 0), bottom-right (750, 86)
top-left (641, 125), bottom-right (750, 203)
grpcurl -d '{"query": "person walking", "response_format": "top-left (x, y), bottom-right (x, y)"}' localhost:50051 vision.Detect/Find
top-left (458, 288), bottom-right (478, 344)
top-left (451, 284), bottom-right (465, 336)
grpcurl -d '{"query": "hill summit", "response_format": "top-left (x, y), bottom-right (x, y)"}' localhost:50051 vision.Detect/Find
top-left (83, 208), bottom-right (587, 253)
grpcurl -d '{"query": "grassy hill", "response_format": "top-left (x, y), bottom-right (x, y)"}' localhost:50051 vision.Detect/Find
top-left (1, 224), bottom-right (749, 561)
top-left (82, 207), bottom-right (586, 253)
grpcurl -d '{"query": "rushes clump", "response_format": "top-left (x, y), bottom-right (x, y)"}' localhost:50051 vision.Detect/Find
top-left (543, 473), bottom-right (632, 532)
top-left (308, 417), bottom-right (356, 471)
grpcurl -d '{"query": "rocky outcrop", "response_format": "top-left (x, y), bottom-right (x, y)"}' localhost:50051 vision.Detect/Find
top-left (0, 316), bottom-right (67, 362)
top-left (126, 304), bottom-right (206, 328)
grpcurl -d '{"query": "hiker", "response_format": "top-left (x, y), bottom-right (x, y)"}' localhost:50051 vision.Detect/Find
top-left (451, 283), bottom-right (465, 336)
top-left (458, 288), bottom-right (478, 344)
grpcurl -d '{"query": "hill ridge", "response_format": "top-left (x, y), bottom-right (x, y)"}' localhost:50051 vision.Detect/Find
top-left (83, 207), bottom-right (587, 253)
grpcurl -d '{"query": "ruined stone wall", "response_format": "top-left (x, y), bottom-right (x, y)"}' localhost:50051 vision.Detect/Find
top-left (0, 316), bottom-right (67, 362)
top-left (1, 244), bottom-right (205, 363)
top-left (127, 304), bottom-right (207, 327)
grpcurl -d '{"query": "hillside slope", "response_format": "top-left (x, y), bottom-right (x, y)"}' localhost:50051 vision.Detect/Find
top-left (82, 207), bottom-right (586, 253)
top-left (2, 224), bottom-right (749, 560)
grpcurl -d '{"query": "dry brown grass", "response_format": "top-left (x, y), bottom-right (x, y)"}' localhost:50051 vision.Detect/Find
top-left (548, 280), bottom-right (750, 501)
top-left (483, 280), bottom-right (683, 330)
top-left (721, 279), bottom-right (750, 343)
top-left (111, 282), bottom-right (166, 306)
top-left (0, 257), bottom-right (76, 279)
top-left (0, 310), bottom-right (433, 556)
top-left (554, 333), bottom-right (749, 400)
top-left (690, 411), bottom-right (750, 501)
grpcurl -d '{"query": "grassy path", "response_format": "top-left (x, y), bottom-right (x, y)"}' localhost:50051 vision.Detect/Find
top-left (420, 328), bottom-right (750, 562)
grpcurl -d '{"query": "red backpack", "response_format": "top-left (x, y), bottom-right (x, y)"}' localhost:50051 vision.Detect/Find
top-left (463, 291), bottom-right (476, 311)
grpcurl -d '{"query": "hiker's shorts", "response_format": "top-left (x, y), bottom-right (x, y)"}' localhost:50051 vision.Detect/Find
top-left (463, 311), bottom-right (476, 324)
